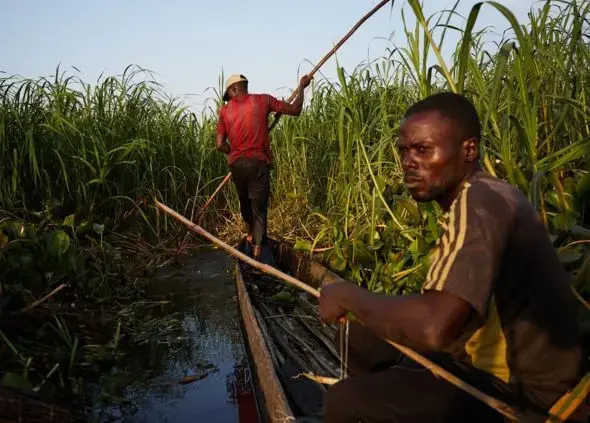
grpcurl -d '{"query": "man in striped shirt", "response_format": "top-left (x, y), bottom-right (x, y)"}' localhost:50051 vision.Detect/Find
top-left (318, 92), bottom-right (584, 422)
top-left (216, 73), bottom-right (312, 261)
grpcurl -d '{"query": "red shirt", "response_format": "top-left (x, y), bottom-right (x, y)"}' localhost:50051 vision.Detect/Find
top-left (216, 94), bottom-right (294, 165)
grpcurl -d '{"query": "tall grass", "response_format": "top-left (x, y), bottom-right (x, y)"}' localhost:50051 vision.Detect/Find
top-left (0, 0), bottom-right (589, 402)
top-left (1, 1), bottom-right (588, 298)
top-left (266, 0), bottom-right (590, 295)
top-left (0, 65), bottom-right (231, 241)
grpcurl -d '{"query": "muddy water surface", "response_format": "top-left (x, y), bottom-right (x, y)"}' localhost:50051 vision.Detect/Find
top-left (88, 246), bottom-right (259, 423)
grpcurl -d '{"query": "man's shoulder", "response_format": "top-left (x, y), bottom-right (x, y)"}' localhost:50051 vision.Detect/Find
top-left (464, 171), bottom-right (531, 217)
top-left (218, 103), bottom-right (229, 116)
top-left (251, 93), bottom-right (276, 103)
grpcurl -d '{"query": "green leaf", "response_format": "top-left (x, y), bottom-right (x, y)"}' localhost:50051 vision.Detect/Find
top-left (350, 264), bottom-right (363, 284)
top-left (374, 175), bottom-right (387, 193)
top-left (2, 372), bottom-right (33, 390)
top-left (552, 213), bottom-right (577, 232)
top-left (409, 236), bottom-right (429, 259)
top-left (396, 197), bottom-right (422, 224)
top-left (351, 239), bottom-right (373, 265)
top-left (75, 221), bottom-right (93, 237)
top-left (571, 225), bottom-right (590, 240)
top-left (558, 247), bottom-right (584, 266)
top-left (63, 214), bottom-right (75, 230)
top-left (294, 238), bottom-right (312, 252)
top-left (328, 251), bottom-right (347, 273)
top-left (47, 230), bottom-right (70, 256)
top-left (367, 241), bottom-right (384, 252)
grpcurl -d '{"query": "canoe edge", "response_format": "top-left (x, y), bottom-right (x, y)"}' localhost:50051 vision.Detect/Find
top-left (235, 260), bottom-right (295, 423)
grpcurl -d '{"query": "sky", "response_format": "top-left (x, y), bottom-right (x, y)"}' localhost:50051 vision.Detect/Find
top-left (1, 0), bottom-right (538, 115)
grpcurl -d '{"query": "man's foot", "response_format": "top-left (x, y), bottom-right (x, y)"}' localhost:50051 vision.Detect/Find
top-left (251, 245), bottom-right (263, 275)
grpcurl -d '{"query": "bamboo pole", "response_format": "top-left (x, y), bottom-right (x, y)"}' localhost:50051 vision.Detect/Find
top-left (196, 0), bottom-right (393, 217)
top-left (154, 199), bottom-right (520, 421)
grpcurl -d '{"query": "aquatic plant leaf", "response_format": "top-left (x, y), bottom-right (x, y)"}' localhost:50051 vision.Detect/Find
top-left (328, 250), bottom-right (347, 273)
top-left (1, 372), bottom-right (33, 390)
top-left (47, 230), bottom-right (70, 256)
top-left (558, 247), bottom-right (584, 265)
top-left (351, 239), bottom-right (373, 265)
top-left (294, 238), bottom-right (312, 252)
top-left (570, 225), bottom-right (590, 239)
top-left (63, 214), bottom-right (75, 230)
top-left (395, 197), bottom-right (421, 224)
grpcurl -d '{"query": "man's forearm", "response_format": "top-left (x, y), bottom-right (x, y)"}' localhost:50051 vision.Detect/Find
top-left (291, 85), bottom-right (305, 114)
top-left (336, 284), bottom-right (441, 352)
top-left (216, 134), bottom-right (231, 154)
top-left (217, 142), bottom-right (230, 154)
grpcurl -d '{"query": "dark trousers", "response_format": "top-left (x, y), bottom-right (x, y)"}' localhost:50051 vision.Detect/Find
top-left (229, 157), bottom-right (270, 246)
top-left (324, 322), bottom-right (562, 423)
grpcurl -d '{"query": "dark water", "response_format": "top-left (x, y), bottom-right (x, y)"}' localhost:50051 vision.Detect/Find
top-left (88, 246), bottom-right (260, 423)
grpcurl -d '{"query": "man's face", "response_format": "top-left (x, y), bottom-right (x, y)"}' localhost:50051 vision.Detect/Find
top-left (398, 110), bottom-right (470, 203)
top-left (227, 82), bottom-right (247, 100)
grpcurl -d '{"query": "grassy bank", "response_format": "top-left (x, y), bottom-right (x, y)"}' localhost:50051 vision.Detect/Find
top-left (0, 65), bottom-right (233, 413)
top-left (0, 0), bottom-right (589, 415)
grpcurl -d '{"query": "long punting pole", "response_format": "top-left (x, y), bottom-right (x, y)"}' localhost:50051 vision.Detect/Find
top-left (195, 0), bottom-right (393, 219)
top-left (154, 199), bottom-right (520, 421)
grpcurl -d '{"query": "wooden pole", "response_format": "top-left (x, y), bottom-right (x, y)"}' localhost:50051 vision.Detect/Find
top-left (12, 283), bottom-right (67, 315)
top-left (268, 0), bottom-right (392, 131)
top-left (196, 0), bottom-right (393, 218)
top-left (154, 199), bottom-right (520, 421)
top-left (157, 200), bottom-right (318, 297)
top-left (196, 172), bottom-right (232, 223)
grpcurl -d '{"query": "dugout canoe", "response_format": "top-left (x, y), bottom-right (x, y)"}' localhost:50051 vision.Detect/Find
top-left (234, 238), bottom-right (345, 423)
top-left (234, 238), bottom-right (590, 423)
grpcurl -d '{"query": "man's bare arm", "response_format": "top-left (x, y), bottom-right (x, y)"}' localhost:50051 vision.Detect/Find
top-left (319, 281), bottom-right (472, 352)
top-left (216, 133), bottom-right (230, 154)
top-left (268, 74), bottom-right (313, 116)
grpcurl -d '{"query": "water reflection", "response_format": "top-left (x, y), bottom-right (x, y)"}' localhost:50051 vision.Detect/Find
top-left (88, 247), bottom-right (259, 423)
top-left (226, 358), bottom-right (259, 423)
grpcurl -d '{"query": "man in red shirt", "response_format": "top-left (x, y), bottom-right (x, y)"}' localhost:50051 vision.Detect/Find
top-left (216, 73), bottom-right (312, 261)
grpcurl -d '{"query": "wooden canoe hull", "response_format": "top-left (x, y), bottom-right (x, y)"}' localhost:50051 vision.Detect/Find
top-left (234, 238), bottom-right (343, 423)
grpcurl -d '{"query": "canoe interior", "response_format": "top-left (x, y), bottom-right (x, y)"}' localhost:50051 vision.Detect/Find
top-left (235, 238), bottom-right (345, 423)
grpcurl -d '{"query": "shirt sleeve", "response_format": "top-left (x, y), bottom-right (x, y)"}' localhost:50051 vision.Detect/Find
top-left (422, 181), bottom-right (512, 316)
top-left (216, 108), bottom-right (227, 138)
top-left (264, 94), bottom-right (296, 114)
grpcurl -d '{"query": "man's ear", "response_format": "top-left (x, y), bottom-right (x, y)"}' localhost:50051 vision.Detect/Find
top-left (463, 137), bottom-right (478, 163)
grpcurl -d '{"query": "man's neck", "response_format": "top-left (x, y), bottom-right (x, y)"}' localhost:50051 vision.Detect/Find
top-left (437, 164), bottom-right (482, 211)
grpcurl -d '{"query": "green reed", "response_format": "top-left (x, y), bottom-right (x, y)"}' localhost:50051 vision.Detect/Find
top-left (0, 0), bottom-right (588, 298)
top-left (0, 65), bottom-right (230, 241)
top-left (0, 0), bottom-right (588, 401)
top-left (267, 0), bottom-right (590, 295)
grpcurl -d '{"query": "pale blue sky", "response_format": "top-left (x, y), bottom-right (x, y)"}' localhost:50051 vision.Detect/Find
top-left (1, 0), bottom-right (537, 115)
